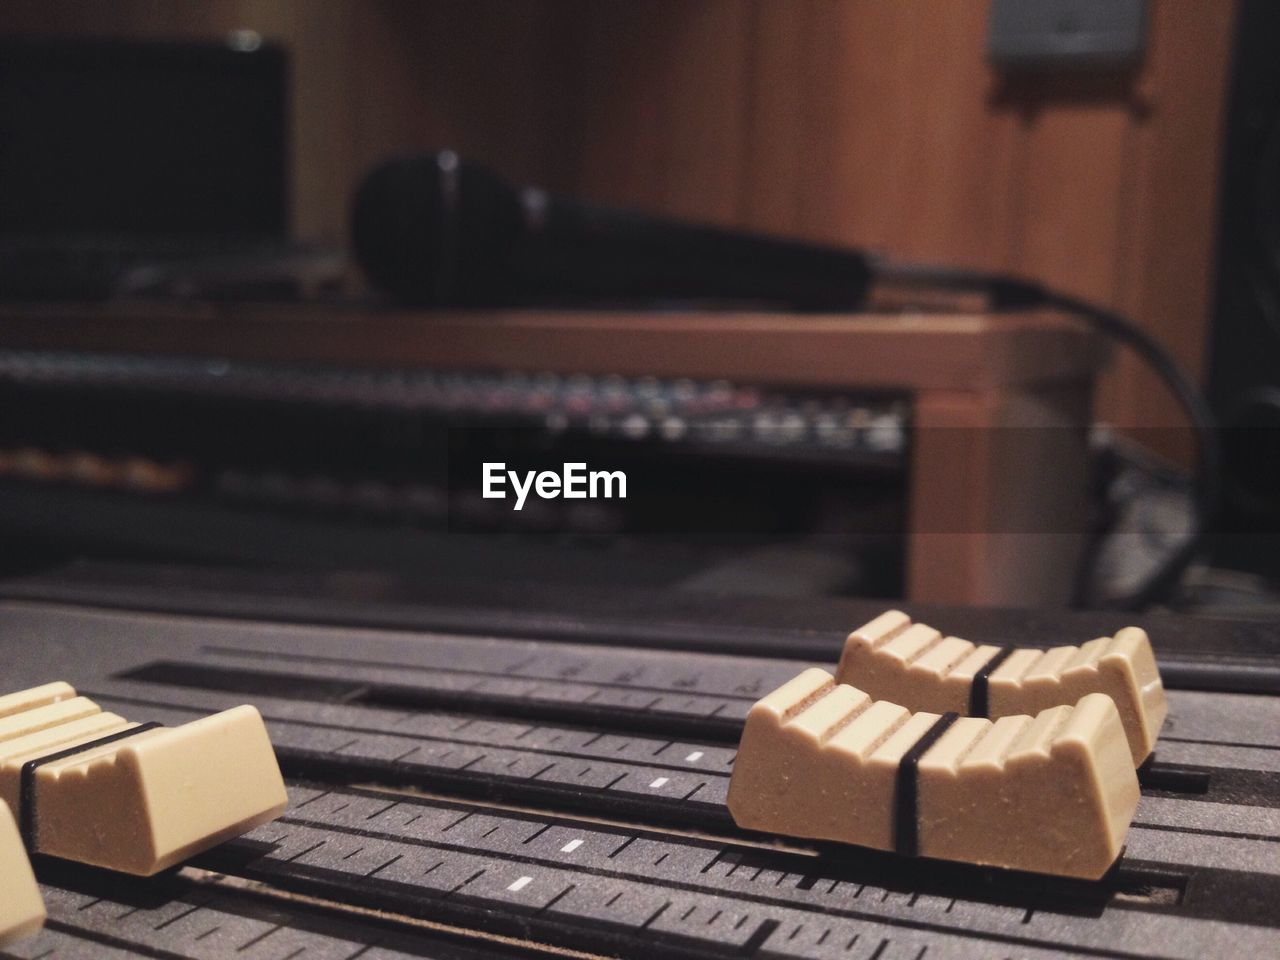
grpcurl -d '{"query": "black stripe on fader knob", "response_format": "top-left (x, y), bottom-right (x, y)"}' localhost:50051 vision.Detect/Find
top-left (894, 712), bottom-right (960, 858)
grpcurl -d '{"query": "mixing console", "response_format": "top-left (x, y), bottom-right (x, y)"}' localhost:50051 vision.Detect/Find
top-left (0, 573), bottom-right (1275, 959)
top-left (0, 350), bottom-right (910, 581)
top-left (0, 350), bottom-right (909, 460)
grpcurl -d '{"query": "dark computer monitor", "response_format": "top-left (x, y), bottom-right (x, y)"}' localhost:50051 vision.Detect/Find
top-left (0, 36), bottom-right (288, 242)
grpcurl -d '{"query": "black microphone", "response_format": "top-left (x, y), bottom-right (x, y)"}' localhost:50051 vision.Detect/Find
top-left (351, 150), bottom-right (872, 310)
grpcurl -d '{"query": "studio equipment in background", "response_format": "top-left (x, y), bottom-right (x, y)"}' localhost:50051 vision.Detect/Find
top-left (352, 151), bottom-right (1220, 610)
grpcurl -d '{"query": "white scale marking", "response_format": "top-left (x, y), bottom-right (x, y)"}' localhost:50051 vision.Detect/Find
top-left (560, 838), bottom-right (584, 853)
top-left (649, 777), bottom-right (669, 789)
top-left (507, 876), bottom-right (534, 892)
top-left (685, 751), bottom-right (704, 763)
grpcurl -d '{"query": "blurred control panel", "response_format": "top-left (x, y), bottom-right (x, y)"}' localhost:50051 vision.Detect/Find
top-left (0, 349), bottom-right (910, 592)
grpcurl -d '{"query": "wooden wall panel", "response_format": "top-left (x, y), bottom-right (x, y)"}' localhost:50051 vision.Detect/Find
top-left (570, 0), bottom-right (754, 225)
top-left (580, 2), bottom-right (1019, 266)
top-left (1013, 103), bottom-right (1132, 302)
top-left (1114, 1), bottom-right (1237, 441)
top-left (738, 0), bottom-right (811, 236)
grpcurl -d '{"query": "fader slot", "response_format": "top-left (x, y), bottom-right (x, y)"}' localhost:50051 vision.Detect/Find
top-left (20, 862), bottom-right (551, 960)
top-left (87, 685), bottom-right (736, 833)
top-left (121, 657), bottom-right (756, 743)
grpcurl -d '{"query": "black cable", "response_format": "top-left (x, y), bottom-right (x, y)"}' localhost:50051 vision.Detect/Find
top-left (873, 261), bottom-right (1221, 610)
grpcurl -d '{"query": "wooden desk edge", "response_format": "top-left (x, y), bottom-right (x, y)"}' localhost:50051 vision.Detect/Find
top-left (0, 304), bottom-right (1110, 391)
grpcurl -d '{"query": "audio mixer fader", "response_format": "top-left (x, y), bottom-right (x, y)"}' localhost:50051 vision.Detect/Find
top-left (0, 564), bottom-right (1275, 959)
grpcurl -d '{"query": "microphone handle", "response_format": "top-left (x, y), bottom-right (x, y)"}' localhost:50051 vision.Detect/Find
top-left (508, 187), bottom-right (872, 311)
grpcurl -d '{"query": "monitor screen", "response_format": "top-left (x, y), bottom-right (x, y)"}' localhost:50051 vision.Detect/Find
top-left (0, 37), bottom-right (288, 240)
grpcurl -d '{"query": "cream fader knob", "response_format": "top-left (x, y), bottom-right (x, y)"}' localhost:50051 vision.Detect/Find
top-left (836, 610), bottom-right (1167, 765)
top-left (0, 682), bottom-right (288, 876)
top-left (727, 668), bottom-right (1140, 879)
top-left (0, 802), bottom-right (44, 947)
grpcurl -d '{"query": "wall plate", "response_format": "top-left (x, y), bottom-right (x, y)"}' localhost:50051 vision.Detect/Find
top-left (988, 0), bottom-right (1147, 69)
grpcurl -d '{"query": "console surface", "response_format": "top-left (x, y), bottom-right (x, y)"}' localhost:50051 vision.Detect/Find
top-left (0, 564), bottom-right (1274, 959)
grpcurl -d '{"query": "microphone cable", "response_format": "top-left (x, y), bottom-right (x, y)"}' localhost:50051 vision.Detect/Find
top-left (874, 261), bottom-right (1221, 611)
